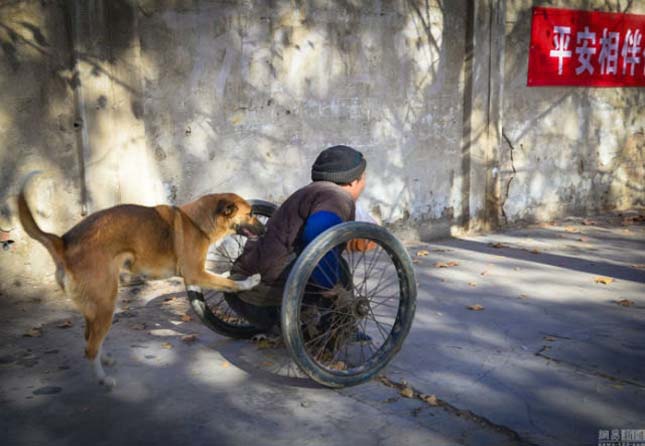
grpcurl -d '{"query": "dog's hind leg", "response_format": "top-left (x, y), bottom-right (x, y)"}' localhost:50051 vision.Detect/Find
top-left (80, 273), bottom-right (119, 388)
top-left (85, 305), bottom-right (116, 388)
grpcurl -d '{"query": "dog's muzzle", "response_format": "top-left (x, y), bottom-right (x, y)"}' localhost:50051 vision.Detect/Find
top-left (235, 220), bottom-right (265, 239)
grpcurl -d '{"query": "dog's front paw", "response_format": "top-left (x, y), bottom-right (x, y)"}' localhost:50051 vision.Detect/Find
top-left (237, 273), bottom-right (261, 291)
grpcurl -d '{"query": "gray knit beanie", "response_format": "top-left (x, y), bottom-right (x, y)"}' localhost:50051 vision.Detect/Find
top-left (311, 145), bottom-right (366, 184)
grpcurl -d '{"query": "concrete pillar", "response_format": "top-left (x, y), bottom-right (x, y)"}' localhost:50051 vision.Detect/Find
top-left (65, 0), bottom-right (159, 213)
top-left (462, 0), bottom-right (506, 231)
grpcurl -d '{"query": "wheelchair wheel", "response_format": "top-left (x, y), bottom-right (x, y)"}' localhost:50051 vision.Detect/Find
top-left (281, 222), bottom-right (416, 388)
top-left (187, 199), bottom-right (277, 338)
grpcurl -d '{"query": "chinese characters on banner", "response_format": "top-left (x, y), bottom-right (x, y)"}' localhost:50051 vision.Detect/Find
top-left (527, 7), bottom-right (645, 86)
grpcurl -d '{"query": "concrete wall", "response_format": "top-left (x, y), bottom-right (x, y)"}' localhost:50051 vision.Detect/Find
top-left (0, 0), bottom-right (643, 283)
top-left (501, 0), bottom-right (645, 224)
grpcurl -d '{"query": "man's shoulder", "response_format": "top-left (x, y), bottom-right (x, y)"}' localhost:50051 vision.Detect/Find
top-left (300, 181), bottom-right (352, 198)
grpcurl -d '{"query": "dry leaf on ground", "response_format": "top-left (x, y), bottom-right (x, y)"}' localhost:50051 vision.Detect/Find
top-left (56, 320), bottom-right (73, 329)
top-left (564, 226), bottom-right (579, 233)
top-left (221, 361), bottom-right (230, 368)
top-left (421, 394), bottom-right (440, 406)
top-left (594, 276), bottom-right (615, 285)
top-left (23, 327), bottom-right (43, 337)
top-left (468, 282), bottom-right (477, 287)
top-left (181, 334), bottom-right (198, 343)
top-left (632, 264), bottom-right (645, 270)
top-left (400, 386), bottom-right (415, 398)
top-left (330, 361), bottom-right (348, 371)
top-left (467, 304), bottom-right (485, 311)
top-left (161, 342), bottom-right (173, 349)
top-left (416, 250), bottom-right (430, 257)
top-left (615, 299), bottom-right (634, 307)
top-left (435, 261), bottom-right (459, 268)
top-left (581, 219), bottom-right (596, 226)
top-left (180, 314), bottom-right (192, 322)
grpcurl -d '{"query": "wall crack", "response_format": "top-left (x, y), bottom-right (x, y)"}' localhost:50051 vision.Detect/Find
top-left (376, 374), bottom-right (540, 446)
top-left (501, 128), bottom-right (517, 225)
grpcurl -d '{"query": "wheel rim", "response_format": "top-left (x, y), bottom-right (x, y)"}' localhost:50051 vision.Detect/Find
top-left (294, 230), bottom-right (414, 377)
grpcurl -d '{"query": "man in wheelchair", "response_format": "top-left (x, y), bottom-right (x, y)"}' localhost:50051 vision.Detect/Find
top-left (227, 145), bottom-right (374, 333)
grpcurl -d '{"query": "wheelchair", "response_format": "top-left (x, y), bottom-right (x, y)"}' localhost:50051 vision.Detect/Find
top-left (186, 200), bottom-right (416, 388)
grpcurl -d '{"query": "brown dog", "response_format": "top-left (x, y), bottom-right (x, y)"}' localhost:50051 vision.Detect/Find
top-left (18, 172), bottom-right (263, 387)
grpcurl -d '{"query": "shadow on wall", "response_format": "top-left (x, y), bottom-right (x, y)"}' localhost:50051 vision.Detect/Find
top-left (136, 0), bottom-right (468, 229)
top-left (499, 2), bottom-right (644, 225)
top-left (0, 0), bottom-right (139, 218)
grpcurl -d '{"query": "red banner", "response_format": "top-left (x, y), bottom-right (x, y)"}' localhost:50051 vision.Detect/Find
top-left (528, 7), bottom-right (645, 87)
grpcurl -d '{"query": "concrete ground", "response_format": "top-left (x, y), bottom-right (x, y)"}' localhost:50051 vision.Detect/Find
top-left (1, 213), bottom-right (643, 446)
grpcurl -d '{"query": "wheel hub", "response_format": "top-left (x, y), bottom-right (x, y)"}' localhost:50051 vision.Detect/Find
top-left (353, 298), bottom-right (370, 318)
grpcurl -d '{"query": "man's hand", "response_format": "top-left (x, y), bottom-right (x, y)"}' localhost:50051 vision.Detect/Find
top-left (346, 238), bottom-right (377, 252)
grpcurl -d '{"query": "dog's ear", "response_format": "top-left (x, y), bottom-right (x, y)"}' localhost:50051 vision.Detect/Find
top-left (216, 199), bottom-right (238, 218)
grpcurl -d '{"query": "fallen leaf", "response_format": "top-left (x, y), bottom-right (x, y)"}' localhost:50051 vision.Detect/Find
top-left (221, 361), bottom-right (230, 368)
top-left (330, 361), bottom-right (347, 371)
top-left (56, 320), bottom-right (73, 329)
top-left (435, 261), bottom-right (459, 268)
top-left (530, 248), bottom-right (540, 254)
top-left (577, 237), bottom-right (589, 242)
top-left (594, 276), bottom-right (615, 285)
top-left (23, 327), bottom-right (43, 337)
top-left (564, 226), bottom-right (579, 233)
top-left (615, 299), bottom-right (634, 307)
top-left (400, 387), bottom-right (414, 398)
top-left (416, 250), bottom-right (430, 257)
top-left (181, 334), bottom-right (198, 343)
top-left (161, 342), bottom-right (173, 349)
top-left (632, 264), bottom-right (645, 270)
top-left (180, 313), bottom-right (192, 322)
top-left (467, 282), bottom-right (477, 287)
top-left (581, 219), bottom-right (596, 226)
top-left (256, 339), bottom-right (279, 349)
top-left (421, 394), bottom-right (439, 406)
top-left (467, 304), bottom-right (485, 311)
top-left (543, 336), bottom-right (557, 342)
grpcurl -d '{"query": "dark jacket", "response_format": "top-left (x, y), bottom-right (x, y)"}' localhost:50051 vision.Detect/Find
top-left (234, 181), bottom-right (355, 286)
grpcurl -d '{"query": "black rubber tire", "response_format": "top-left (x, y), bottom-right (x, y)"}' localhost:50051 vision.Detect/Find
top-left (187, 199), bottom-right (277, 339)
top-left (281, 222), bottom-right (416, 388)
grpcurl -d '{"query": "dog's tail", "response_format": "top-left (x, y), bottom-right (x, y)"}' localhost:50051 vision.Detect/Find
top-left (17, 172), bottom-right (66, 285)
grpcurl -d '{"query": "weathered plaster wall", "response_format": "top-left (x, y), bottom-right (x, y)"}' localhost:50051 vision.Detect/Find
top-left (0, 1), bottom-right (81, 279)
top-left (501, 0), bottom-right (645, 224)
top-left (0, 0), bottom-right (643, 285)
top-left (136, 0), bottom-right (467, 233)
